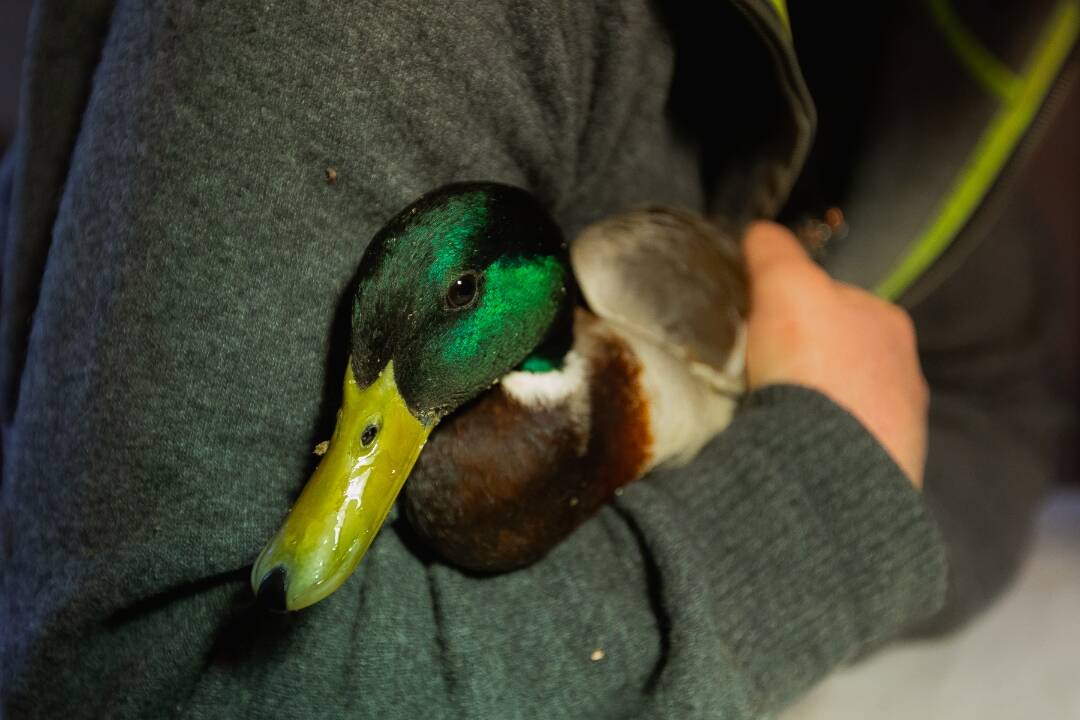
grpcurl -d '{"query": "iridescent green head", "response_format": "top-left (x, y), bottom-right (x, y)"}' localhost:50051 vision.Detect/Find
top-left (350, 182), bottom-right (572, 421)
top-left (252, 182), bottom-right (572, 610)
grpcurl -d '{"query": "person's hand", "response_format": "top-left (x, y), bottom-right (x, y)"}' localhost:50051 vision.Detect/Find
top-left (742, 222), bottom-right (928, 488)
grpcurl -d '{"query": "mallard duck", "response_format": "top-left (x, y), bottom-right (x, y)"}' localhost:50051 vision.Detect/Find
top-left (251, 182), bottom-right (747, 611)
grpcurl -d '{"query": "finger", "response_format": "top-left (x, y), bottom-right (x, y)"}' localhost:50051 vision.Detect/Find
top-left (742, 221), bottom-right (812, 275)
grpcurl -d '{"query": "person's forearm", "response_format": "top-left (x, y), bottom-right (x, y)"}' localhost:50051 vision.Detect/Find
top-left (4, 389), bottom-right (944, 719)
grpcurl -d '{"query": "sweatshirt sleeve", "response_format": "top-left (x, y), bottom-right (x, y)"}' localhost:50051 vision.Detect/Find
top-left (0, 2), bottom-right (944, 718)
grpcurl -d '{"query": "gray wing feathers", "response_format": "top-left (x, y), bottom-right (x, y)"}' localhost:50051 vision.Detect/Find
top-left (569, 208), bottom-right (748, 376)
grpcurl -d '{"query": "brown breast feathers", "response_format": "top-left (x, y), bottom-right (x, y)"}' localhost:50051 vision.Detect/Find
top-left (403, 312), bottom-right (652, 572)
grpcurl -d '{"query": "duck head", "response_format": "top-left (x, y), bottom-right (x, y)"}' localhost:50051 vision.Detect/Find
top-left (252, 182), bottom-right (573, 610)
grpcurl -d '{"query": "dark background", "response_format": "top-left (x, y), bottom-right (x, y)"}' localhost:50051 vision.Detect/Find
top-left (0, 0), bottom-right (33, 152)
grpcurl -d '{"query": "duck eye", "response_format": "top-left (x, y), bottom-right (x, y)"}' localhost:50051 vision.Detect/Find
top-left (445, 271), bottom-right (480, 309)
top-left (360, 423), bottom-right (379, 447)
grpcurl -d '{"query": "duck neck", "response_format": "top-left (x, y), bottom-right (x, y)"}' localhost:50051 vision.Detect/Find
top-left (515, 293), bottom-right (576, 374)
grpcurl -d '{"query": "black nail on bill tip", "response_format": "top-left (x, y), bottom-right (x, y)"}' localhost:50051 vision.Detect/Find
top-left (256, 566), bottom-right (289, 613)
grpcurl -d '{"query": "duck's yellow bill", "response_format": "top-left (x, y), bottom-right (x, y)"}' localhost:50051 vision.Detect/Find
top-left (251, 361), bottom-right (432, 611)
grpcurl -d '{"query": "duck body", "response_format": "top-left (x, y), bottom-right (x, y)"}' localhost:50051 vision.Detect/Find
top-left (405, 310), bottom-right (651, 572)
top-left (252, 183), bottom-right (746, 610)
top-left (406, 209), bottom-right (747, 572)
